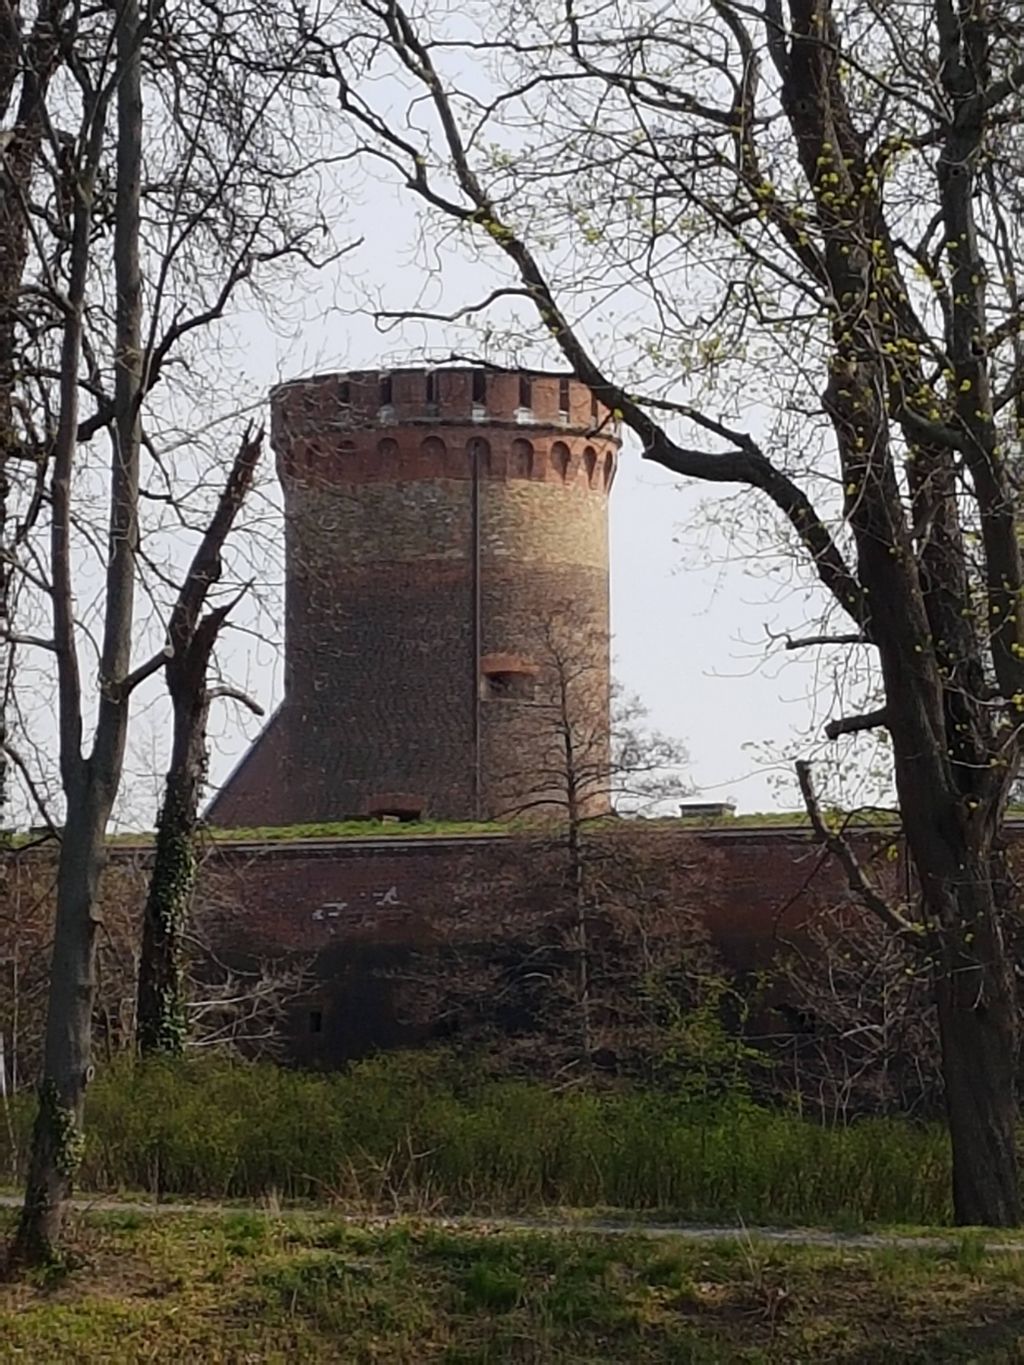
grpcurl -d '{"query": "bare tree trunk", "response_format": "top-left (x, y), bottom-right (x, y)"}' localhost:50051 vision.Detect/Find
top-left (12, 789), bottom-right (107, 1261)
top-left (566, 815), bottom-right (592, 1070)
top-left (10, 0), bottom-right (143, 1266)
top-left (0, 1024), bottom-right (17, 1181)
top-left (137, 426), bottom-right (261, 1056)
top-left (0, 1), bottom-right (71, 823)
top-left (938, 985), bottom-right (1019, 1227)
top-left (557, 656), bottom-right (593, 1072)
top-left (136, 692), bottom-right (208, 1056)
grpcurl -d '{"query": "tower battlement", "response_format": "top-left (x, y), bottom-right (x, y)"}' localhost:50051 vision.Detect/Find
top-left (272, 367), bottom-right (618, 490)
top-left (271, 365), bottom-right (617, 431)
top-left (207, 366), bottom-right (617, 827)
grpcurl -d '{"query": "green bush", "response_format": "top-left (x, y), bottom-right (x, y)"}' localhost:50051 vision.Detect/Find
top-left (0, 1051), bottom-right (955, 1226)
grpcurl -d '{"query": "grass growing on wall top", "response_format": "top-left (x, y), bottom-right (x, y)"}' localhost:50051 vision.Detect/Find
top-left (8, 809), bottom-right (939, 848)
top-left (202, 819), bottom-right (510, 841)
top-left (202, 809), bottom-right (912, 838)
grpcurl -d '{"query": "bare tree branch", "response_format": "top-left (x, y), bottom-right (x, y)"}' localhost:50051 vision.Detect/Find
top-left (824, 708), bottom-right (890, 741)
top-left (796, 760), bottom-right (918, 943)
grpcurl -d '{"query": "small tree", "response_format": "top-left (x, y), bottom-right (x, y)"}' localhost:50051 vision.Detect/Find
top-left (774, 898), bottom-right (943, 1124)
top-left (502, 610), bottom-right (693, 1068)
top-left (395, 613), bottom-right (726, 1082)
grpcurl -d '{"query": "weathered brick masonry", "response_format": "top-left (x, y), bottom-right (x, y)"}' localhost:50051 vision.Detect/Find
top-left (0, 820), bottom-right (929, 1066)
top-left (189, 823), bottom-right (904, 1064)
top-left (202, 828), bottom-right (858, 962)
top-left (207, 367), bottom-right (620, 825)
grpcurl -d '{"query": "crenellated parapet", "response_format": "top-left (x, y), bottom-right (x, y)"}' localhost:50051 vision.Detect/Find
top-left (271, 367), bottom-right (619, 491)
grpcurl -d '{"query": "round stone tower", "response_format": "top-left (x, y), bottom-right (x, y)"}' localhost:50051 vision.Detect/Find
top-left (207, 366), bottom-right (618, 826)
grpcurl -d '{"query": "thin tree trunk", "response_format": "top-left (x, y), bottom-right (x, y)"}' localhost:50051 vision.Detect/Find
top-left (0, 2), bottom-right (71, 826)
top-left (561, 667), bottom-right (592, 1070)
top-left (568, 816), bottom-right (592, 1068)
top-left (10, 0), bottom-right (143, 1266)
top-left (0, 1024), bottom-right (17, 1182)
top-left (11, 793), bottom-right (106, 1262)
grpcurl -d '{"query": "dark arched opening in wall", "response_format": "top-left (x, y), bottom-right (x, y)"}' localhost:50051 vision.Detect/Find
top-left (511, 438), bottom-right (533, 479)
top-left (551, 441), bottom-right (571, 481)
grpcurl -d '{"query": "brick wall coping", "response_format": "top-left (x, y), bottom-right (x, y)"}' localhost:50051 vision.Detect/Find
top-left (23, 815), bottom-right (1023, 868)
top-left (14, 821), bottom-right (916, 869)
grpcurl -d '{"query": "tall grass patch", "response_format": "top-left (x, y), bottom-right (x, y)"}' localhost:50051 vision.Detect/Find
top-left (1, 1052), bottom-right (955, 1225)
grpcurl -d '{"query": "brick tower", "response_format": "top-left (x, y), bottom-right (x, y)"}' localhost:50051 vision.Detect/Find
top-left (207, 366), bottom-right (619, 826)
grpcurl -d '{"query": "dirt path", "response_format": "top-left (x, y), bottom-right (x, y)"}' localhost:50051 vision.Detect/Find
top-left (2, 1194), bottom-right (1023, 1254)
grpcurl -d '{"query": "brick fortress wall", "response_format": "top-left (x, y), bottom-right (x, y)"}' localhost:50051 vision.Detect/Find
top-left (188, 823), bottom-right (906, 1065)
top-left (207, 367), bottom-right (620, 825)
top-left (0, 822), bottom-right (920, 1068)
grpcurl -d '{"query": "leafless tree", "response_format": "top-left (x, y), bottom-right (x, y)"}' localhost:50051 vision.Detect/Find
top-left (0, 0), bottom-right (348, 1264)
top-left (136, 425), bottom-right (263, 1058)
top-left (0, 843), bottom-right (316, 1094)
top-left (772, 900), bottom-right (943, 1124)
top-left (396, 616), bottom-right (719, 1081)
top-left (185, 937), bottom-right (315, 1062)
top-left (503, 611), bottom-right (693, 1067)
top-left (320, 0), bottom-right (1024, 1224)
top-left (395, 825), bottom-right (724, 1085)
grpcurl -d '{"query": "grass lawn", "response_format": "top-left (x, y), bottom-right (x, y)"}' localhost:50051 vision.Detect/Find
top-left (3, 1210), bottom-right (1024, 1362)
